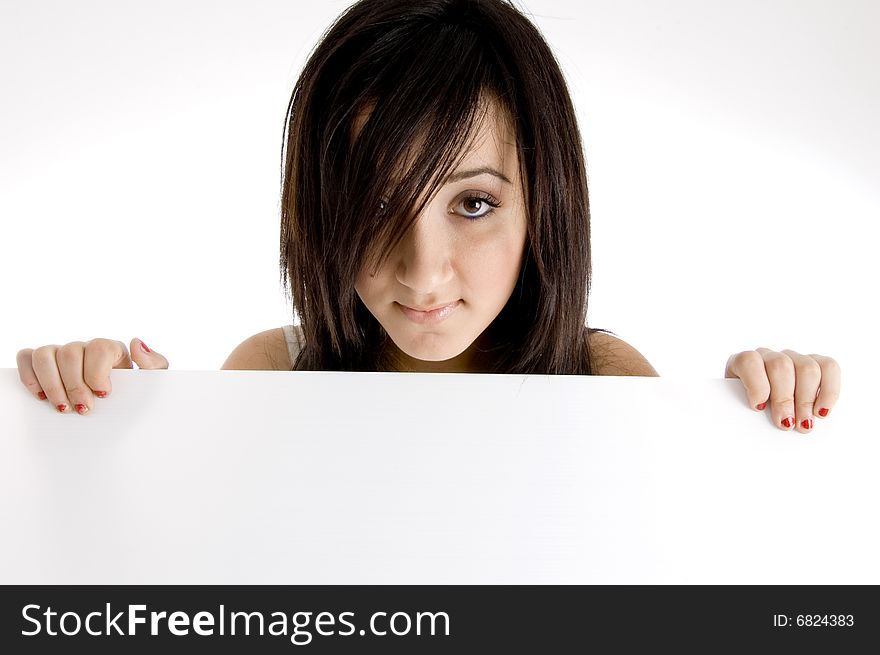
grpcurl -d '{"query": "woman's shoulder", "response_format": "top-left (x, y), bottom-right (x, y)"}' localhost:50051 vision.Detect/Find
top-left (588, 330), bottom-right (659, 377)
top-left (221, 325), bottom-right (298, 371)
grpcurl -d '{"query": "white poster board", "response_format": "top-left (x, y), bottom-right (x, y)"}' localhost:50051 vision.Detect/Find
top-left (1, 369), bottom-right (873, 584)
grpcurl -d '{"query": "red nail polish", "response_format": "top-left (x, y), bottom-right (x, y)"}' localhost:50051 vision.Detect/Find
top-left (57, 404), bottom-right (67, 413)
top-left (756, 402), bottom-right (767, 411)
top-left (140, 340), bottom-right (151, 353)
top-left (781, 417), bottom-right (793, 429)
top-left (95, 391), bottom-right (108, 398)
top-left (818, 408), bottom-right (829, 417)
top-left (801, 418), bottom-right (813, 430)
top-left (37, 391), bottom-right (47, 400)
top-left (75, 404), bottom-right (88, 415)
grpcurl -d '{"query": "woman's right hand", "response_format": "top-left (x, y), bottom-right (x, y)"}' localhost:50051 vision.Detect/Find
top-left (16, 338), bottom-right (169, 415)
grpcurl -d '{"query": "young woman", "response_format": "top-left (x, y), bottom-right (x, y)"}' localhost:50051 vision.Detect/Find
top-left (15, 0), bottom-right (840, 433)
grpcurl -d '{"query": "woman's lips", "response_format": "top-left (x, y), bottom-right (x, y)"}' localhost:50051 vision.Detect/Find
top-left (397, 300), bottom-right (461, 324)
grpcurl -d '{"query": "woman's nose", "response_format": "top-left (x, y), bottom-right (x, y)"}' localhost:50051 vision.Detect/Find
top-left (394, 213), bottom-right (454, 294)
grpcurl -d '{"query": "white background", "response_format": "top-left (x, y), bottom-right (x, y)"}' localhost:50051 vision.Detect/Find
top-left (2, 0), bottom-right (877, 381)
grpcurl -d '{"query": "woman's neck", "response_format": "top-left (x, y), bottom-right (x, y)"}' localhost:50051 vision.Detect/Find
top-left (384, 328), bottom-right (498, 373)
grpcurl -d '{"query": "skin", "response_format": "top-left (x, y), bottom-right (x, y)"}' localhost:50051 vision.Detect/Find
top-left (725, 348), bottom-right (841, 434)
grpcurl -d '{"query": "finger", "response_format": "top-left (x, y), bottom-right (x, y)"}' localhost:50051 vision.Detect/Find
top-left (129, 338), bottom-right (169, 370)
top-left (807, 353), bottom-right (841, 419)
top-left (83, 338), bottom-right (133, 399)
top-left (725, 350), bottom-right (772, 411)
top-left (782, 350), bottom-right (822, 434)
top-left (56, 342), bottom-right (94, 415)
top-left (29, 345), bottom-right (72, 413)
top-left (16, 348), bottom-right (49, 401)
top-left (756, 348), bottom-right (796, 431)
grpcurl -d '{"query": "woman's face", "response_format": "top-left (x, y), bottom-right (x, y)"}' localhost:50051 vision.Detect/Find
top-left (354, 99), bottom-right (528, 372)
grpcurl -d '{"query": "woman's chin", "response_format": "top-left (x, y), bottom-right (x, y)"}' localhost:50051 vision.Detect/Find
top-left (399, 345), bottom-right (462, 363)
top-left (389, 332), bottom-right (471, 364)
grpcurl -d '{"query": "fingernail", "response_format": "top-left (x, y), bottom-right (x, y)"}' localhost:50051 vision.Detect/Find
top-left (781, 416), bottom-right (794, 429)
top-left (75, 404), bottom-right (89, 415)
top-left (756, 402), bottom-right (767, 411)
top-left (818, 408), bottom-right (829, 417)
top-left (801, 418), bottom-right (813, 430)
top-left (140, 340), bottom-right (152, 354)
top-left (57, 404), bottom-right (67, 413)
top-left (37, 391), bottom-right (47, 400)
top-left (95, 390), bottom-right (108, 398)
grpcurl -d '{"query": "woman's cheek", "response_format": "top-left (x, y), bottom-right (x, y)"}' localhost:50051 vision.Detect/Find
top-left (468, 238), bottom-right (524, 293)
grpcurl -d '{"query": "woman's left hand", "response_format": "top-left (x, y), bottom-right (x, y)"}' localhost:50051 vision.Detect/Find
top-left (724, 348), bottom-right (841, 433)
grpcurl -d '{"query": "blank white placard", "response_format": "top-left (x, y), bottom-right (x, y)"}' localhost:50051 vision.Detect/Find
top-left (0, 368), bottom-right (873, 584)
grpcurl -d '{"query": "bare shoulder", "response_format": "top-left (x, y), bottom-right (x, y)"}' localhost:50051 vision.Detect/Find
top-left (588, 331), bottom-right (659, 377)
top-left (221, 327), bottom-right (292, 371)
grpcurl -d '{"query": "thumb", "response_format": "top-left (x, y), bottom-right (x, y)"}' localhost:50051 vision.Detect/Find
top-left (129, 338), bottom-right (170, 369)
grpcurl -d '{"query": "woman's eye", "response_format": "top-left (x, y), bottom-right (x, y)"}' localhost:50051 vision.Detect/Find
top-left (456, 192), bottom-right (502, 221)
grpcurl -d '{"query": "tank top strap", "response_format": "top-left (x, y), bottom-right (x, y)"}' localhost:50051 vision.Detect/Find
top-left (281, 324), bottom-right (304, 367)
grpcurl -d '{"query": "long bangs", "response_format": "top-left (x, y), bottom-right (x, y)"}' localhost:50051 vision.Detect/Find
top-left (334, 33), bottom-right (514, 280)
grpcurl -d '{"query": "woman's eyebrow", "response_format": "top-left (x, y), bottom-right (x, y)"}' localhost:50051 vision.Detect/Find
top-left (443, 166), bottom-right (511, 186)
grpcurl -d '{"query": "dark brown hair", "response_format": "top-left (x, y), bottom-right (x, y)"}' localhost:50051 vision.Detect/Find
top-left (280, 0), bottom-right (613, 373)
